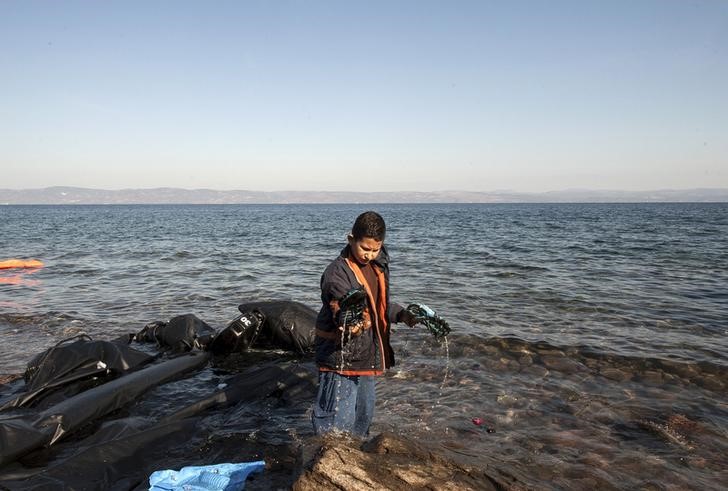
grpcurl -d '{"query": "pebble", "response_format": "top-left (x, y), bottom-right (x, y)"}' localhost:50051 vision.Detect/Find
top-left (482, 345), bottom-right (500, 356)
top-left (541, 356), bottom-right (585, 374)
top-left (484, 359), bottom-right (509, 373)
top-left (518, 354), bottom-right (533, 367)
top-left (537, 348), bottom-right (565, 357)
top-left (638, 481), bottom-right (665, 491)
top-left (527, 439), bottom-right (544, 452)
top-left (496, 408), bottom-right (516, 425)
top-left (659, 359), bottom-right (698, 380)
top-left (580, 451), bottom-right (610, 469)
top-left (601, 367), bottom-right (632, 382)
top-left (547, 430), bottom-right (587, 449)
top-left (592, 408), bottom-right (619, 425)
top-left (697, 374), bottom-right (725, 392)
top-left (640, 370), bottom-right (664, 386)
top-left (496, 394), bottom-right (520, 407)
top-left (687, 457), bottom-right (707, 469)
top-left (391, 370), bottom-right (409, 380)
top-left (521, 365), bottom-right (550, 378)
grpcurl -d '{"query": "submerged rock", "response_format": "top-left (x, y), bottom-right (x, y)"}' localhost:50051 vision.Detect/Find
top-left (600, 367), bottom-right (632, 382)
top-left (639, 370), bottom-right (665, 386)
top-left (697, 374), bottom-right (725, 392)
top-left (293, 432), bottom-right (508, 491)
top-left (637, 417), bottom-right (696, 451)
top-left (540, 355), bottom-right (586, 374)
top-left (520, 364), bottom-right (549, 378)
top-left (517, 354), bottom-right (533, 367)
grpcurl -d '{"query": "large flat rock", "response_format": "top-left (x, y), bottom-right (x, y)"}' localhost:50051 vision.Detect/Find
top-left (293, 432), bottom-right (506, 491)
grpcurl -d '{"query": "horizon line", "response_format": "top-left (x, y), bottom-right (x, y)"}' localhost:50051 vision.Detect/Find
top-left (3, 185), bottom-right (728, 194)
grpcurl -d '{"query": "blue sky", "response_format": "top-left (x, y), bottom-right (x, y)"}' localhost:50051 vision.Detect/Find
top-left (1, 1), bottom-right (726, 192)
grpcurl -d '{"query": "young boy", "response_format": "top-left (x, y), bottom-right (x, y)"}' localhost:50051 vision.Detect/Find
top-left (312, 211), bottom-right (416, 437)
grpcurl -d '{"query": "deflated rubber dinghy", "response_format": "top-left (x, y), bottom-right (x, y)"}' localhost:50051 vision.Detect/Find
top-left (0, 300), bottom-right (321, 489)
top-left (0, 335), bottom-right (154, 411)
top-left (0, 349), bottom-right (210, 466)
top-left (237, 300), bottom-right (316, 354)
top-left (0, 349), bottom-right (316, 490)
top-left (134, 314), bottom-right (217, 353)
top-left (134, 301), bottom-right (316, 356)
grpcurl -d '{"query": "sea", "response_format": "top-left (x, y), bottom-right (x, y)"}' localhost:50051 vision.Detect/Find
top-left (1, 203), bottom-right (727, 490)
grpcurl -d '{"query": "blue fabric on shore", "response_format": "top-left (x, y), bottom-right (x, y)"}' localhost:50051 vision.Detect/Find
top-left (148, 461), bottom-right (265, 491)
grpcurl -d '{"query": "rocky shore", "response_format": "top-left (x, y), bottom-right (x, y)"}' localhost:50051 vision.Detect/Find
top-left (292, 432), bottom-right (513, 491)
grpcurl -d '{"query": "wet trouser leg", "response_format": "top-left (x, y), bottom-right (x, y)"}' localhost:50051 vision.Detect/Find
top-left (312, 371), bottom-right (375, 437)
top-left (353, 375), bottom-right (375, 437)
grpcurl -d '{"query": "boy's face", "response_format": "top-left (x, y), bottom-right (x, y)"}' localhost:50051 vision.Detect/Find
top-left (348, 236), bottom-right (383, 266)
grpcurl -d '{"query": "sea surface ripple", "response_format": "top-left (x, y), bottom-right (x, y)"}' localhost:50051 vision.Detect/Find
top-left (1, 203), bottom-right (727, 489)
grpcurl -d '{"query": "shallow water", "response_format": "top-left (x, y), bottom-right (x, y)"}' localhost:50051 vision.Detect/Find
top-left (1, 203), bottom-right (727, 489)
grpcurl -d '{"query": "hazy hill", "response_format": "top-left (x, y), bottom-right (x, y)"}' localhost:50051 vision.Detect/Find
top-left (1, 186), bottom-right (727, 204)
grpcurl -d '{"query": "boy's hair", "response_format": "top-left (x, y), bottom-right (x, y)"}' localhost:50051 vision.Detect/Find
top-left (351, 211), bottom-right (386, 241)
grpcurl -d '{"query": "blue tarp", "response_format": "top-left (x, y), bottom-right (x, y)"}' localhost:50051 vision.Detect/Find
top-left (149, 461), bottom-right (265, 491)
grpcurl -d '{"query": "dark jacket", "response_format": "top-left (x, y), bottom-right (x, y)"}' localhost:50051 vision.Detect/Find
top-left (315, 245), bottom-right (404, 375)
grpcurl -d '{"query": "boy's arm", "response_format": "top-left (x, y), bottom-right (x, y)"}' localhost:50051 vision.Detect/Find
top-left (321, 262), bottom-right (351, 302)
top-left (388, 302), bottom-right (403, 324)
top-left (321, 264), bottom-right (354, 324)
top-left (390, 303), bottom-right (418, 327)
top-left (389, 302), bottom-right (413, 326)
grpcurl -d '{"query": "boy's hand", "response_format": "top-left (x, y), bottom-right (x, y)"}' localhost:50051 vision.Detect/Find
top-left (398, 309), bottom-right (418, 327)
top-left (339, 309), bottom-right (371, 337)
top-left (404, 304), bottom-right (451, 338)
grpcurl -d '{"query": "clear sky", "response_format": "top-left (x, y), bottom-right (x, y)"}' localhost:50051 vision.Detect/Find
top-left (1, 1), bottom-right (726, 192)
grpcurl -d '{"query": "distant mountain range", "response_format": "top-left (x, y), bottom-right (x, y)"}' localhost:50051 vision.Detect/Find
top-left (1, 186), bottom-right (727, 204)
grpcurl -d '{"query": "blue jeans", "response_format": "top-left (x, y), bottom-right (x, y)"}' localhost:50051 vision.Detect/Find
top-left (311, 371), bottom-right (376, 437)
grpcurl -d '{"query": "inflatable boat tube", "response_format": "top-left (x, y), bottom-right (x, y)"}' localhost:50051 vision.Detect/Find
top-left (208, 310), bottom-right (265, 356)
top-left (0, 351), bottom-right (210, 466)
top-left (0, 336), bottom-right (155, 410)
top-left (160, 362), bottom-right (316, 424)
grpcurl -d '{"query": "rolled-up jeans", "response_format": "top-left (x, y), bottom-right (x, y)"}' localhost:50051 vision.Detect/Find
top-left (312, 371), bottom-right (376, 437)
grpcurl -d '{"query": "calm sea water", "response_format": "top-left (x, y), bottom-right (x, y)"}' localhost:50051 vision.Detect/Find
top-left (1, 203), bottom-right (727, 489)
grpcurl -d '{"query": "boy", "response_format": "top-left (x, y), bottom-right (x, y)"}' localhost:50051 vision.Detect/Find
top-left (312, 211), bottom-right (416, 437)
